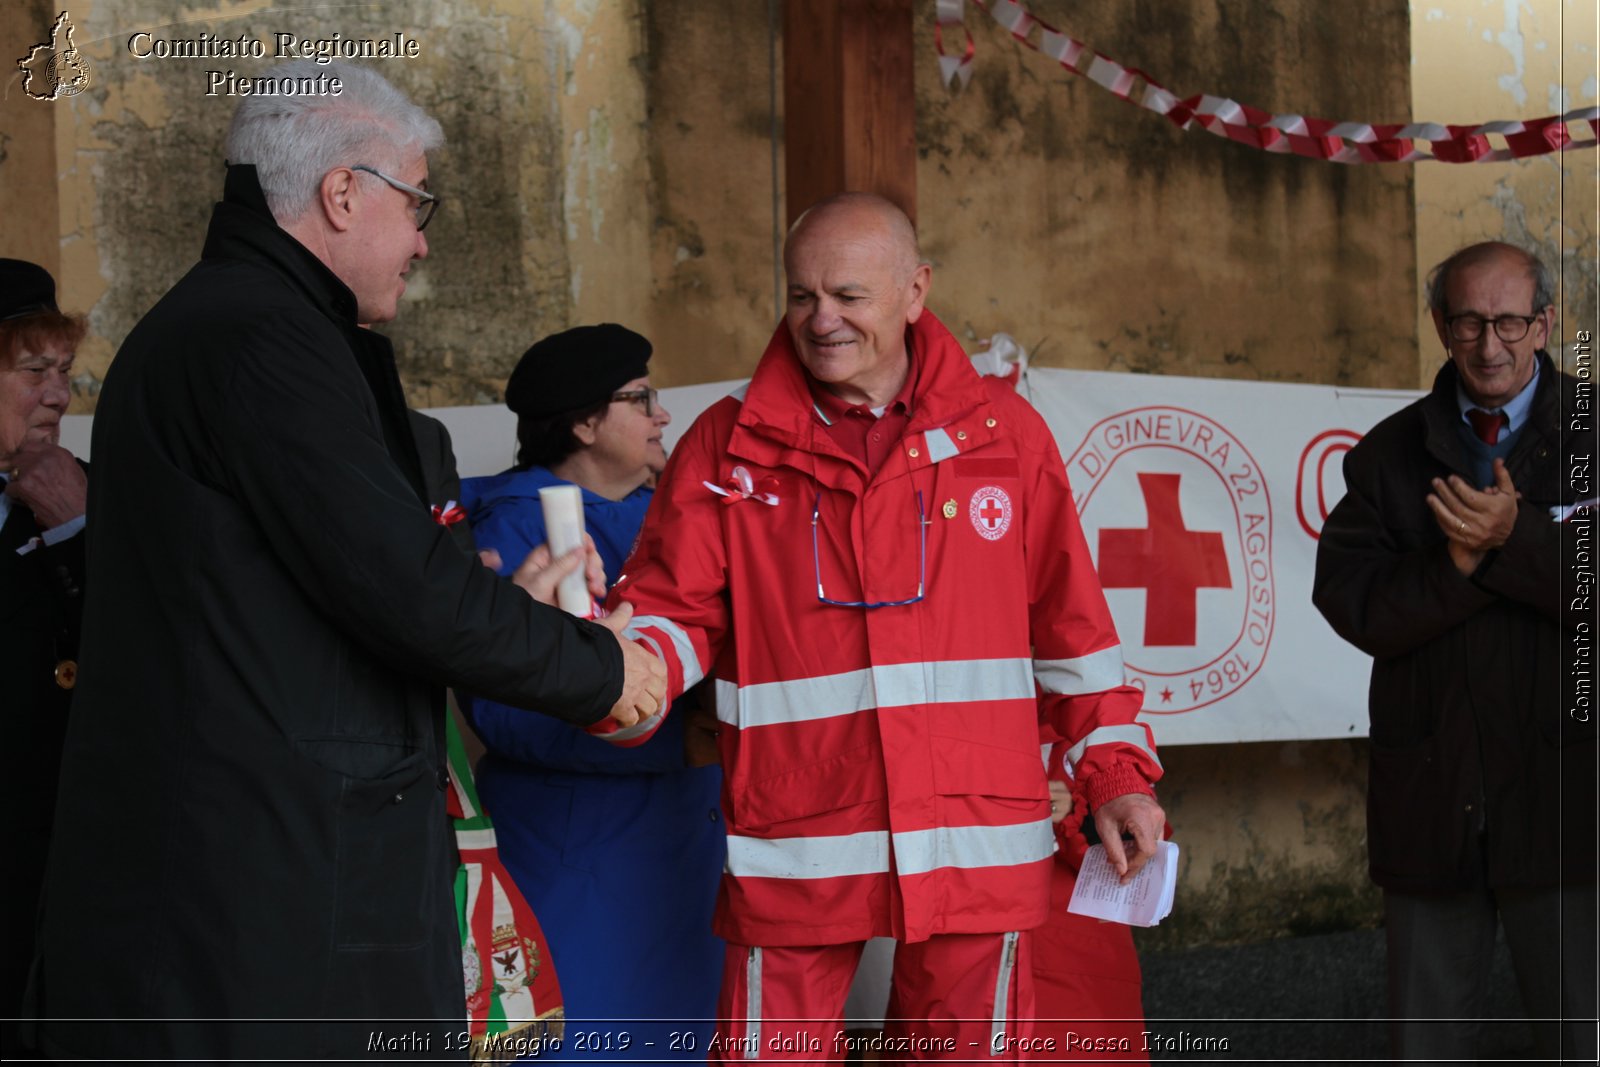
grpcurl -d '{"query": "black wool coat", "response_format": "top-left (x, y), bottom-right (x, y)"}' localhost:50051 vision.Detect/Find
top-left (1314, 352), bottom-right (1596, 894)
top-left (34, 166), bottom-right (622, 1061)
top-left (3, 477), bottom-right (85, 1060)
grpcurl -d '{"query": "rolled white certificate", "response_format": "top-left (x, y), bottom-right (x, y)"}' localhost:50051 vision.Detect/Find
top-left (538, 485), bottom-right (591, 617)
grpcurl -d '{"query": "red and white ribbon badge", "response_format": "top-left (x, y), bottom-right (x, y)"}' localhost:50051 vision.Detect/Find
top-left (703, 465), bottom-right (780, 507)
top-left (432, 500), bottom-right (467, 526)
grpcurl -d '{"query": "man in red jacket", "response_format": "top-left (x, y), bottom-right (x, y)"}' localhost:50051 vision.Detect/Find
top-left (597, 193), bottom-right (1165, 1059)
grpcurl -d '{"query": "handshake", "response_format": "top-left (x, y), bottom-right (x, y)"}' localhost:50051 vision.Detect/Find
top-left (481, 537), bottom-right (668, 730)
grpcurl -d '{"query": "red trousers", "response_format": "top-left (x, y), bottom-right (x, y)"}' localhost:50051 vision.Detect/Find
top-left (712, 932), bottom-right (1037, 1062)
top-left (1030, 865), bottom-right (1147, 1062)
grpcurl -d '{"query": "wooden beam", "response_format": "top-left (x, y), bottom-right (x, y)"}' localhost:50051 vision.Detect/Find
top-left (783, 0), bottom-right (917, 227)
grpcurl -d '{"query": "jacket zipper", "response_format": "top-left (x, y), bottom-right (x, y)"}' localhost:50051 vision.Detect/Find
top-left (989, 931), bottom-right (1019, 1055)
top-left (744, 946), bottom-right (762, 1060)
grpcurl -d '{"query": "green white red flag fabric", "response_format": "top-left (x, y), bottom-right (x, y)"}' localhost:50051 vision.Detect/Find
top-left (446, 709), bottom-right (564, 1063)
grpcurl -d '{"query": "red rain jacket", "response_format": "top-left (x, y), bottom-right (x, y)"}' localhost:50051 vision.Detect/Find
top-left (599, 312), bottom-right (1161, 947)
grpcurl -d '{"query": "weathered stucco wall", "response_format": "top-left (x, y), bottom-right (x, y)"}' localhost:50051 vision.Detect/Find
top-left (915, 0), bottom-right (1418, 388)
top-left (640, 0), bottom-right (786, 387)
top-left (1134, 740), bottom-right (1378, 951)
top-left (1411, 0), bottom-right (1599, 379)
top-left (0, 0), bottom-right (63, 276)
top-left (7, 0), bottom-right (1429, 397)
top-left (556, 1), bottom-right (653, 349)
top-left (1, 0), bottom-right (666, 410)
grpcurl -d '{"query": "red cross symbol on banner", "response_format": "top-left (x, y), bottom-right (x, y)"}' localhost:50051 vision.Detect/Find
top-left (1097, 471), bottom-right (1232, 647)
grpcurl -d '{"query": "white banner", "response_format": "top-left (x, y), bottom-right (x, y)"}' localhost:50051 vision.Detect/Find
top-left (1020, 368), bottom-right (1417, 745)
top-left (58, 367), bottom-right (1418, 744)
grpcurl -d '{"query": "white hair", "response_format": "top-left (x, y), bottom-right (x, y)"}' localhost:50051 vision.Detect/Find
top-left (223, 60), bottom-right (444, 223)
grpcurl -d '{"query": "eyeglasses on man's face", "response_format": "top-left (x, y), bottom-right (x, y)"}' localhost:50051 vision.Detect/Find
top-left (351, 165), bottom-right (441, 231)
top-left (611, 387), bottom-right (659, 418)
top-left (1444, 311), bottom-right (1542, 344)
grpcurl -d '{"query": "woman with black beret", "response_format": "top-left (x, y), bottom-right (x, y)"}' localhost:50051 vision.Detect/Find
top-left (458, 325), bottom-right (724, 1055)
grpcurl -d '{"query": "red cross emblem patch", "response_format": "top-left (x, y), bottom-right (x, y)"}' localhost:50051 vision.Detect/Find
top-left (969, 486), bottom-right (1012, 540)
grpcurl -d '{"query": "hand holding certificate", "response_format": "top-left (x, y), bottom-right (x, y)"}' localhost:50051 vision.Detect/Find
top-left (498, 535), bottom-right (606, 611)
top-left (539, 485), bottom-right (595, 616)
top-left (1067, 840), bottom-right (1179, 927)
top-left (532, 485), bottom-right (666, 729)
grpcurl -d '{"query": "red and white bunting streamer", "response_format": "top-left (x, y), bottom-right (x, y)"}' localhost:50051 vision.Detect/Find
top-left (936, 0), bottom-right (1599, 164)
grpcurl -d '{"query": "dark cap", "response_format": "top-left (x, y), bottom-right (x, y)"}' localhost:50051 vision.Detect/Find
top-left (0, 259), bottom-right (60, 321)
top-left (505, 323), bottom-right (652, 419)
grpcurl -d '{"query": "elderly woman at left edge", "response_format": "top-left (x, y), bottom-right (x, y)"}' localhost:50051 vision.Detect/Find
top-left (0, 258), bottom-right (89, 1060)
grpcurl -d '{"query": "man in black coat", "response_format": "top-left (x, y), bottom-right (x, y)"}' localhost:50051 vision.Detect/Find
top-left (1314, 241), bottom-right (1596, 1062)
top-left (1, 259), bottom-right (89, 1061)
top-left (31, 61), bottom-right (663, 1061)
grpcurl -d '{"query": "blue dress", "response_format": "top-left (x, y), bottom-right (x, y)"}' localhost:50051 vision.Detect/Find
top-left (459, 466), bottom-right (725, 1059)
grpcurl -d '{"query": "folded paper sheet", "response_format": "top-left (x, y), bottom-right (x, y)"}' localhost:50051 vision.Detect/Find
top-left (1068, 840), bottom-right (1179, 927)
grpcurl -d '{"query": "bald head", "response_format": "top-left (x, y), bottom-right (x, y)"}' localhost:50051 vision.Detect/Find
top-left (782, 192), bottom-right (932, 406)
top-left (786, 193), bottom-right (922, 282)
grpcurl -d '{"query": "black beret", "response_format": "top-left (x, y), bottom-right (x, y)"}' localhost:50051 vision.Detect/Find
top-left (505, 323), bottom-right (652, 419)
top-left (0, 258), bottom-right (60, 321)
